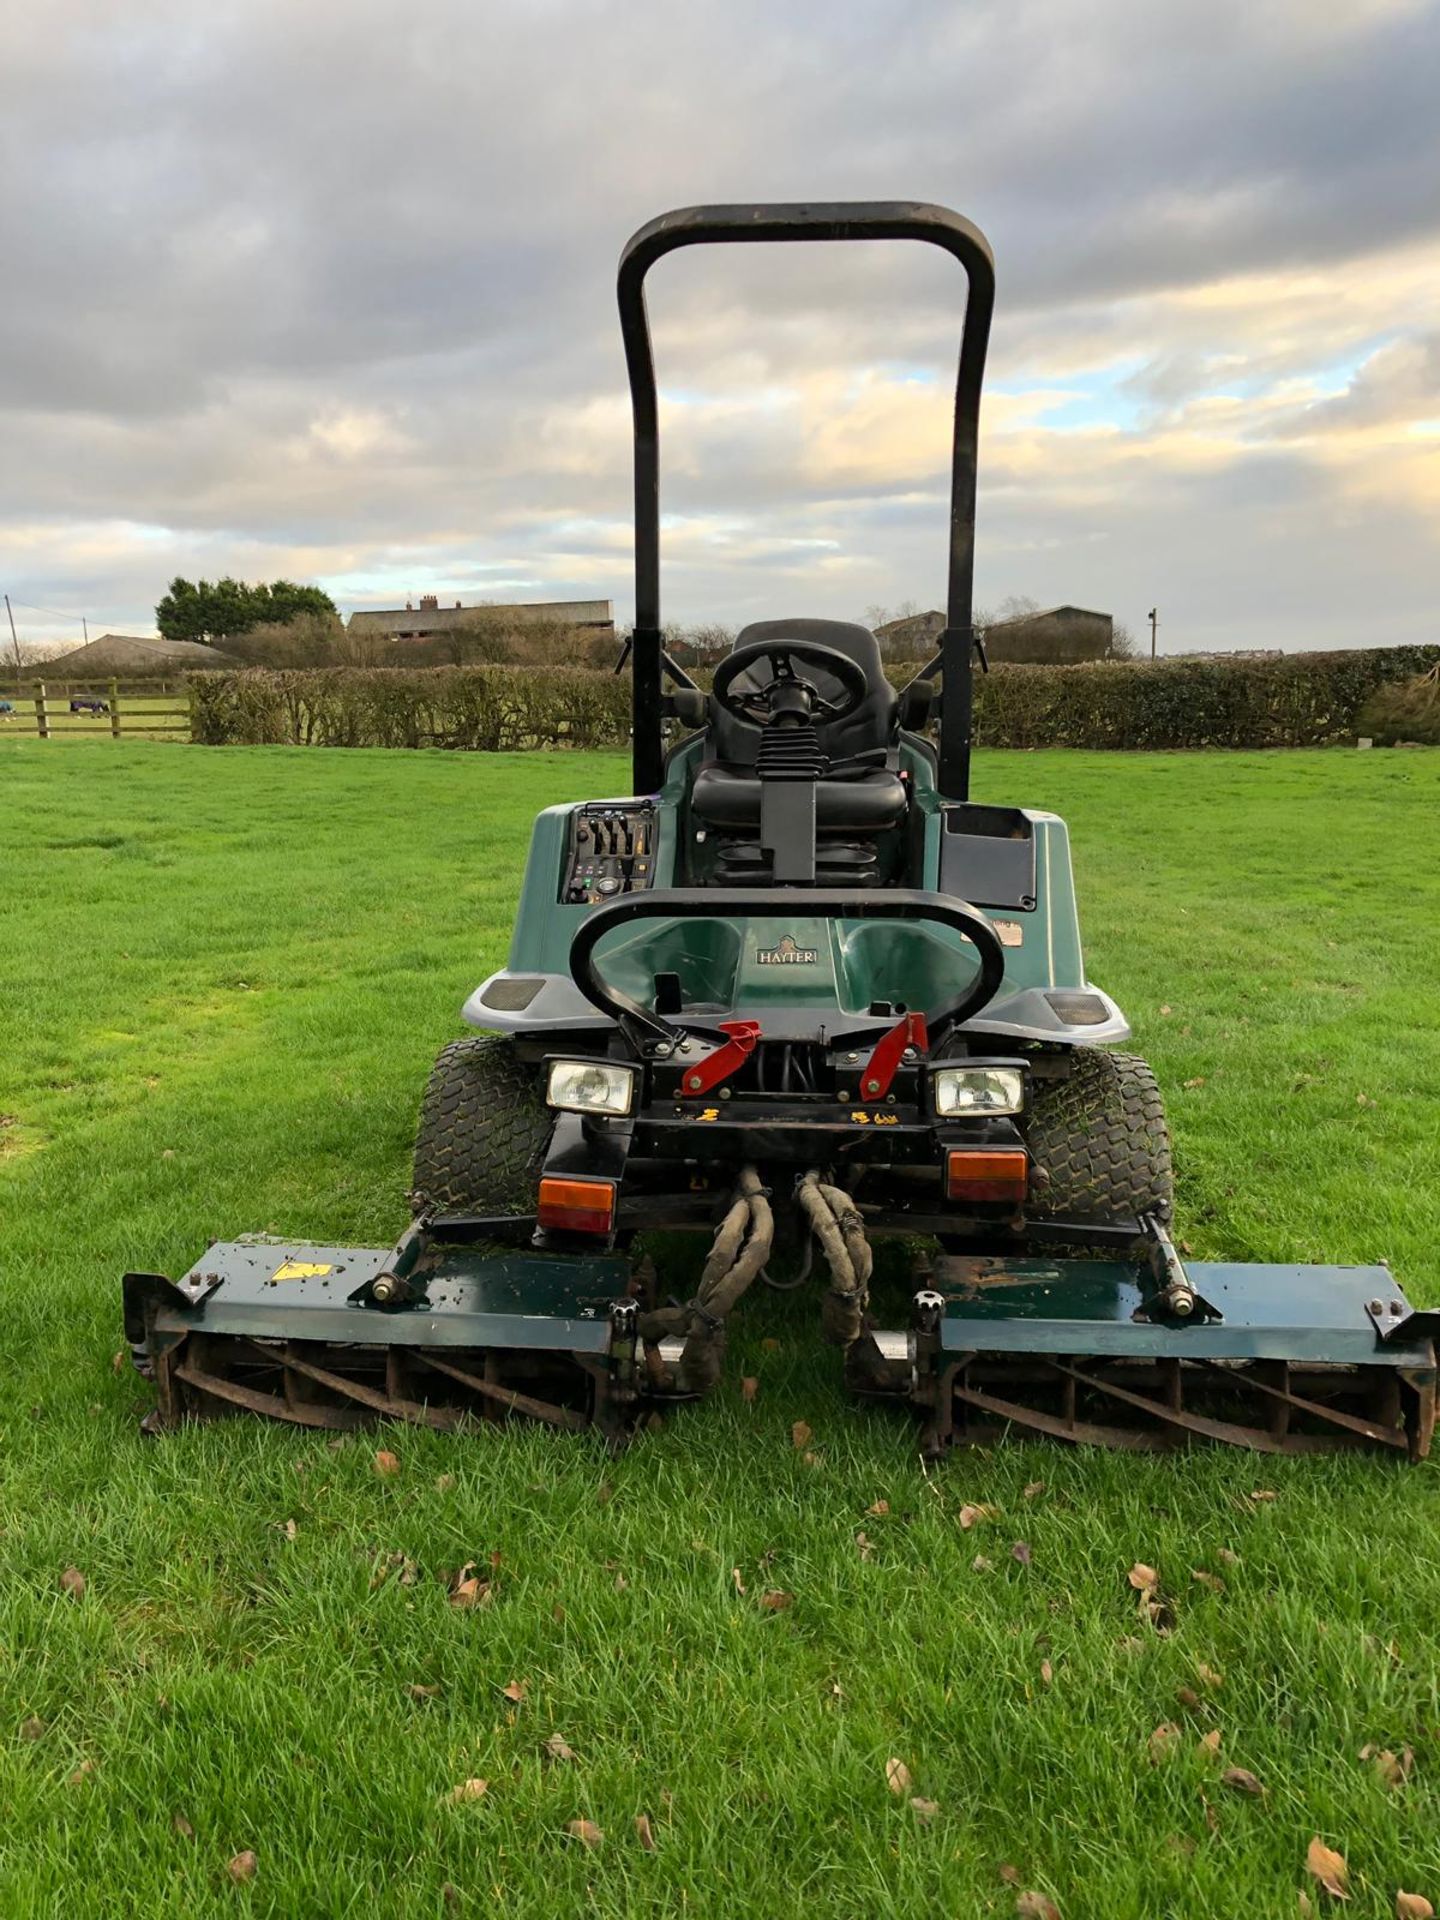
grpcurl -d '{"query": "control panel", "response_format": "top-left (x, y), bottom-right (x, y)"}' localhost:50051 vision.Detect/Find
top-left (561, 802), bottom-right (658, 904)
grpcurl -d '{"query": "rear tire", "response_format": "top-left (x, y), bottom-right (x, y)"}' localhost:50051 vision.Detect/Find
top-left (1022, 1047), bottom-right (1173, 1225)
top-left (411, 1036), bottom-right (552, 1217)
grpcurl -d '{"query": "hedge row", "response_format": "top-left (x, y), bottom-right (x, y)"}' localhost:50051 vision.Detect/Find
top-left (190, 645), bottom-right (1440, 753)
top-left (189, 665), bottom-right (631, 750)
top-left (971, 645), bottom-right (1440, 749)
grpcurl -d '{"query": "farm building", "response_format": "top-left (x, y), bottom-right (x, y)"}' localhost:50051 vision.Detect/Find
top-left (347, 597), bottom-right (615, 643)
top-left (873, 605), bottom-right (1116, 663)
top-left (33, 634), bottom-right (240, 674)
top-left (984, 605), bottom-right (1115, 663)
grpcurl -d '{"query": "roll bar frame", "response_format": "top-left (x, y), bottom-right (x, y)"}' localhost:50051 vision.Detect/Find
top-left (616, 201), bottom-right (995, 800)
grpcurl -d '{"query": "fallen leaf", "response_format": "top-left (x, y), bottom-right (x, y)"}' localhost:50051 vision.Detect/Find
top-left (112, 1351), bottom-right (126, 1374)
top-left (958, 1502), bottom-right (1000, 1529)
top-left (67, 1759), bottom-right (96, 1784)
top-left (1305, 1836), bottom-right (1350, 1900)
top-left (1249, 1489), bottom-right (1278, 1503)
top-left (373, 1449), bottom-right (400, 1477)
top-left (801, 1450), bottom-right (820, 1468)
top-left (791, 1420), bottom-right (813, 1449)
top-left (60, 1567), bottom-right (85, 1599)
top-left (19, 1717), bottom-right (44, 1741)
top-left (226, 1851), bottom-right (258, 1884)
top-left (759, 1589), bottom-right (793, 1612)
top-left (448, 1563), bottom-right (492, 1609)
top-left (1370, 1747), bottom-right (1413, 1790)
top-left (972, 1554), bottom-right (994, 1572)
top-left (1011, 1540), bottom-right (1033, 1566)
top-left (910, 1796), bottom-right (941, 1822)
top-left (866, 1500), bottom-right (890, 1517)
top-left (1222, 1766), bottom-right (1265, 1796)
top-left (1218, 1548), bottom-right (1241, 1568)
top-left (1299, 1897), bottom-right (1315, 1918)
top-left (741, 1377), bottom-right (759, 1404)
top-left (1198, 1729), bottom-right (1222, 1756)
top-left (730, 1566), bottom-right (747, 1595)
top-left (1128, 1562), bottom-right (1160, 1592)
top-left (500, 1680), bottom-right (527, 1704)
top-left (634, 1812), bottom-right (657, 1851)
top-left (172, 1813), bottom-right (196, 1840)
top-left (1039, 1659), bottom-right (1053, 1687)
top-left (1159, 1004), bottom-right (1173, 1016)
top-left (1397, 1894), bottom-right (1435, 1919)
top-left (447, 1779), bottom-right (489, 1804)
top-left (544, 1733), bottom-right (577, 1762)
top-left (1176, 1686), bottom-right (1202, 1711)
top-left (1148, 1723), bottom-right (1181, 1764)
top-left (434, 1473), bottom-right (456, 1493)
top-left (613, 1571), bottom-right (628, 1592)
top-left (407, 1683), bottom-right (440, 1701)
top-left (282, 1519), bottom-right (298, 1542)
top-left (855, 1532), bottom-right (875, 1562)
top-left (1024, 1481), bottom-right (1046, 1500)
top-left (885, 1757), bottom-right (914, 1796)
top-left (567, 1818), bottom-right (603, 1849)
top-left (762, 1338), bottom-right (780, 1352)
top-left (1192, 1568), bottom-right (1226, 1594)
top-left (1196, 1662), bottom-right (1225, 1693)
top-left (999, 1863), bottom-right (1023, 1886)
top-left (1015, 1892), bottom-right (1062, 1919)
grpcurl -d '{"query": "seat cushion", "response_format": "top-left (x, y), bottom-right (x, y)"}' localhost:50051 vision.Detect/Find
top-left (691, 763), bottom-right (906, 832)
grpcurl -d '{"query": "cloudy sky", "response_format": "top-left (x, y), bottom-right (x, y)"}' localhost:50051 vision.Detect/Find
top-left (3, 0), bottom-right (1437, 654)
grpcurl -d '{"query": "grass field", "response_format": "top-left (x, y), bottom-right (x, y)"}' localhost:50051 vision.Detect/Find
top-left (0, 694), bottom-right (190, 740)
top-left (2, 738), bottom-right (1439, 1918)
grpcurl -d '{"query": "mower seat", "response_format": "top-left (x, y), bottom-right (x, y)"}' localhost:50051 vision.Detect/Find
top-left (692, 616), bottom-right (906, 833)
top-left (690, 618), bottom-right (906, 883)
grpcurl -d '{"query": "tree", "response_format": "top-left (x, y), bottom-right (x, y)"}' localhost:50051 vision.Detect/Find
top-left (155, 577), bottom-right (337, 645)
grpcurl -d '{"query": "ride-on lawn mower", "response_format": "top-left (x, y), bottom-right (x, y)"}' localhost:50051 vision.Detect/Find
top-left (125, 202), bottom-right (1437, 1457)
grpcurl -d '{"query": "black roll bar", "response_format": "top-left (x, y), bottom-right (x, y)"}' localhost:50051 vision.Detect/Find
top-left (569, 886), bottom-right (1006, 1051)
top-left (616, 202), bottom-right (996, 800)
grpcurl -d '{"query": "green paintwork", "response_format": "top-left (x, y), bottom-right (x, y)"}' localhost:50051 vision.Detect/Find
top-left (504, 732), bottom-right (1089, 1007)
top-left (934, 1258), bottom-right (1432, 1367)
top-left (154, 1241), bottom-right (629, 1353)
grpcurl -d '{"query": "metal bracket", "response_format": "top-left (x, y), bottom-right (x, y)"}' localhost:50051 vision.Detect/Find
top-left (1366, 1290), bottom-right (1440, 1347)
top-left (1131, 1214), bottom-right (1223, 1326)
top-left (858, 1010), bottom-right (929, 1102)
top-left (348, 1221), bottom-right (430, 1310)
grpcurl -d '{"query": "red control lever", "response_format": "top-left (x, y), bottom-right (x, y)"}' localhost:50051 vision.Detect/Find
top-left (857, 1011), bottom-right (929, 1101)
top-left (678, 1020), bottom-right (762, 1098)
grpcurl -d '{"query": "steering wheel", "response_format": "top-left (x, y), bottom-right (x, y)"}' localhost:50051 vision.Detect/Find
top-left (711, 639), bottom-right (869, 728)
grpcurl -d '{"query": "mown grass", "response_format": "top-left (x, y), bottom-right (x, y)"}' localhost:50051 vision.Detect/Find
top-left (1, 739), bottom-right (1438, 1919)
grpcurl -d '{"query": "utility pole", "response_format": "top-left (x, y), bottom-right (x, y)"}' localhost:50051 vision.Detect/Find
top-left (1148, 606), bottom-right (1159, 660)
top-left (5, 594), bottom-right (20, 676)
top-left (83, 616), bottom-right (89, 642)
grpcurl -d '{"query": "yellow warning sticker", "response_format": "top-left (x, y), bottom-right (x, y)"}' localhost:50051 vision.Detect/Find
top-left (271, 1260), bottom-right (333, 1282)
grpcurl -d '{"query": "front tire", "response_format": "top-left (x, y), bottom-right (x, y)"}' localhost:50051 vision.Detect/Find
top-left (1022, 1047), bottom-right (1173, 1224)
top-left (411, 1037), bottom-right (552, 1217)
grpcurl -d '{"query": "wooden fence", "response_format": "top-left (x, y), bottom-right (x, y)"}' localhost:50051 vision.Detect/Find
top-left (0, 679), bottom-right (191, 740)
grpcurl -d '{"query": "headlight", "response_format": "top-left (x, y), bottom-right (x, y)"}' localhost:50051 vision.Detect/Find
top-left (546, 1059), bottom-right (637, 1117)
top-left (932, 1066), bottom-right (1026, 1117)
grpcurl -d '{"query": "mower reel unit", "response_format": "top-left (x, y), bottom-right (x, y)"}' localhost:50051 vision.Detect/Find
top-left (125, 203), bottom-right (1437, 1459)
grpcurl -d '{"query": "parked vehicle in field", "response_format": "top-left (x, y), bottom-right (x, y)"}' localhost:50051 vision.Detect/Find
top-left (123, 201), bottom-right (1438, 1461)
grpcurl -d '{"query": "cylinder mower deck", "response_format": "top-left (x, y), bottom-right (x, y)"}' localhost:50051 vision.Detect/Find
top-left (124, 1225), bottom-right (1437, 1459)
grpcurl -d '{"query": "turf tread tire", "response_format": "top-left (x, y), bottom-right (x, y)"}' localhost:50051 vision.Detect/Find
top-left (1022, 1047), bottom-right (1173, 1225)
top-left (411, 1037), bottom-right (552, 1217)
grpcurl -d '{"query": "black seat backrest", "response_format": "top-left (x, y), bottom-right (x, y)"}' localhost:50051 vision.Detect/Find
top-left (708, 618), bottom-right (898, 768)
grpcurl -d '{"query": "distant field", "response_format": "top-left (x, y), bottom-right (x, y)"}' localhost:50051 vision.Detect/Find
top-left (0, 693), bottom-right (189, 739)
top-left (1, 739), bottom-right (1438, 1918)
